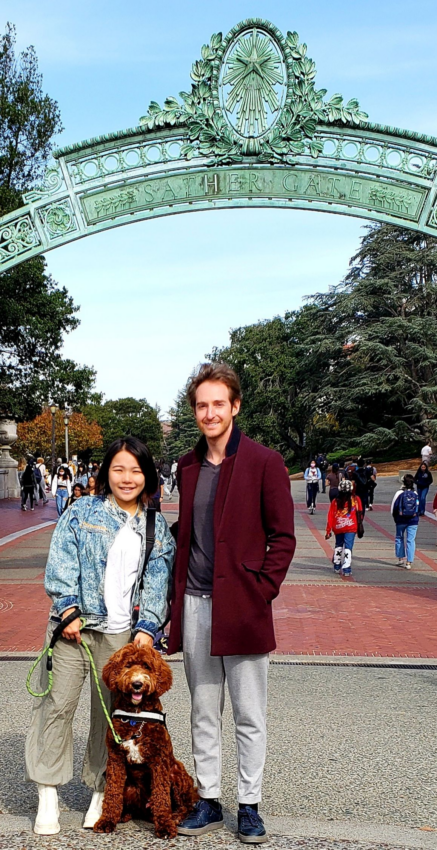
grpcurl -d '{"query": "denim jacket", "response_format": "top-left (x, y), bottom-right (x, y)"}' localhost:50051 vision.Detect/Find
top-left (44, 495), bottom-right (175, 637)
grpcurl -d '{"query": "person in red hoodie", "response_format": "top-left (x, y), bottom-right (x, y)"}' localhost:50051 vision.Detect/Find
top-left (325, 479), bottom-right (363, 576)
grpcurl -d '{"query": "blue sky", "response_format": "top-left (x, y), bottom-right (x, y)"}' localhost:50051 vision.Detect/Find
top-left (5, 0), bottom-right (437, 414)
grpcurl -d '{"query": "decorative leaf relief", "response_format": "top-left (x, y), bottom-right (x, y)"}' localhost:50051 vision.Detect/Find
top-left (138, 24), bottom-right (368, 165)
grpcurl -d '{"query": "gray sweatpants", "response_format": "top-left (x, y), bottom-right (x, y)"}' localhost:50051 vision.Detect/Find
top-left (25, 625), bottom-right (130, 790)
top-left (183, 594), bottom-right (269, 804)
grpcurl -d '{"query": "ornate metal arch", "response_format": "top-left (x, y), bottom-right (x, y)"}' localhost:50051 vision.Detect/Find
top-left (2, 18), bottom-right (437, 271)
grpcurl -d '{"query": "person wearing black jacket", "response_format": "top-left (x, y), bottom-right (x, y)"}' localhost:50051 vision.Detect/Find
top-left (21, 461), bottom-right (37, 511)
top-left (352, 458), bottom-right (369, 511)
top-left (414, 463), bottom-right (433, 516)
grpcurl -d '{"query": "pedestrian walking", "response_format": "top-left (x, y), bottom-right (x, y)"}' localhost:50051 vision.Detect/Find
top-left (414, 463), bottom-right (433, 516)
top-left (62, 482), bottom-right (85, 512)
top-left (365, 459), bottom-right (377, 510)
top-left (75, 462), bottom-right (89, 488)
top-left (391, 474), bottom-right (419, 569)
top-left (421, 442), bottom-right (433, 466)
top-left (86, 475), bottom-right (97, 496)
top-left (170, 459), bottom-right (178, 494)
top-left (325, 479), bottom-right (363, 576)
top-left (352, 457), bottom-right (369, 511)
top-left (51, 466), bottom-right (72, 516)
top-left (168, 363), bottom-right (295, 844)
top-left (25, 436), bottom-right (175, 836)
top-left (304, 460), bottom-right (321, 513)
top-left (326, 462), bottom-right (343, 502)
top-left (35, 458), bottom-right (49, 505)
top-left (21, 461), bottom-right (37, 511)
top-left (316, 452), bottom-right (329, 493)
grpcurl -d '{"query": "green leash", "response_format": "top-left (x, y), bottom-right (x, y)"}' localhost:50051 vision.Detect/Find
top-left (26, 615), bottom-right (122, 745)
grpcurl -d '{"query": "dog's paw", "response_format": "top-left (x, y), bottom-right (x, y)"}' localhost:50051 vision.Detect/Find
top-left (155, 822), bottom-right (178, 839)
top-left (120, 813), bottom-right (132, 823)
top-left (93, 817), bottom-right (116, 834)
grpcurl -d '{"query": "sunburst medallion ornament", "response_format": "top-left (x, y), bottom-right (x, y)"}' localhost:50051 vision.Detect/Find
top-left (220, 28), bottom-right (286, 138)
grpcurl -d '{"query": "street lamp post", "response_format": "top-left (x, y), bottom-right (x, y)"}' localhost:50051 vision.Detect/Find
top-left (50, 404), bottom-right (58, 477)
top-left (63, 410), bottom-right (71, 462)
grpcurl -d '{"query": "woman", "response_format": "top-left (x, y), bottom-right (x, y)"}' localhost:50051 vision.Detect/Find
top-left (391, 474), bottom-right (419, 569)
top-left (414, 462), bottom-right (433, 516)
top-left (51, 466), bottom-right (72, 516)
top-left (62, 481), bottom-right (85, 512)
top-left (25, 436), bottom-right (175, 836)
top-left (304, 460), bottom-right (321, 514)
top-left (86, 475), bottom-right (97, 496)
top-left (75, 462), bottom-right (89, 488)
top-left (326, 462), bottom-right (343, 502)
top-left (325, 478), bottom-right (363, 576)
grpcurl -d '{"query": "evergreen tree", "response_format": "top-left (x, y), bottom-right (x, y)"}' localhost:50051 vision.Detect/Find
top-left (166, 384), bottom-right (200, 460)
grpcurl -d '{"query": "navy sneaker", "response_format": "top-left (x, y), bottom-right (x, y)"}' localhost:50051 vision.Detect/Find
top-left (333, 564), bottom-right (342, 573)
top-left (238, 806), bottom-right (267, 844)
top-left (177, 799), bottom-right (224, 835)
top-left (342, 567), bottom-right (352, 576)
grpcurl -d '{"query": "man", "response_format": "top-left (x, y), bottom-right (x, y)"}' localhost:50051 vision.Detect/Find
top-left (168, 363), bottom-right (296, 843)
top-left (316, 452), bottom-right (329, 494)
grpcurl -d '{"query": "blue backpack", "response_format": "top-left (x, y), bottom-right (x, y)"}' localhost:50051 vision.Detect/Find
top-left (398, 490), bottom-right (419, 517)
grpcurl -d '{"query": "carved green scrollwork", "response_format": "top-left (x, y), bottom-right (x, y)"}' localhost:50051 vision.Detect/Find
top-left (0, 216), bottom-right (41, 263)
top-left (38, 199), bottom-right (77, 240)
top-left (139, 19), bottom-right (368, 164)
top-left (22, 164), bottom-right (65, 203)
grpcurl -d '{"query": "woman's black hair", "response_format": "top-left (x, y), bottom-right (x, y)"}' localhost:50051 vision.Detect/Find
top-left (96, 436), bottom-right (158, 502)
top-left (336, 490), bottom-right (353, 515)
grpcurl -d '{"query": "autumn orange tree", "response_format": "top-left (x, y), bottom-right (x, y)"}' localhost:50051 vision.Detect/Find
top-left (14, 409), bottom-right (103, 459)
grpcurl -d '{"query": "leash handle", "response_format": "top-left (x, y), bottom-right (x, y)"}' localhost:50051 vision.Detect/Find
top-left (26, 617), bottom-right (122, 745)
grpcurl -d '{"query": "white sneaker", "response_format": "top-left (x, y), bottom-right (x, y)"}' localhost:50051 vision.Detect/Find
top-left (397, 559), bottom-right (405, 567)
top-left (83, 790), bottom-right (104, 828)
top-left (405, 562), bottom-right (412, 570)
top-left (34, 784), bottom-right (60, 835)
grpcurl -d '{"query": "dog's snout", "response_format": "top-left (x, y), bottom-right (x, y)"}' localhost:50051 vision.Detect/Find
top-left (132, 681), bottom-right (143, 691)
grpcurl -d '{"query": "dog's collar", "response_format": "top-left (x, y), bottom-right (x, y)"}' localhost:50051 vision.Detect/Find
top-left (112, 709), bottom-right (166, 727)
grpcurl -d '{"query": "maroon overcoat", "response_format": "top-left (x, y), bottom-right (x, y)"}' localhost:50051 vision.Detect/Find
top-left (167, 427), bottom-right (296, 656)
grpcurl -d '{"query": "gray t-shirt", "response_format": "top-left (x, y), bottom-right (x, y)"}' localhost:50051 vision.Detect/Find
top-left (186, 457), bottom-right (221, 596)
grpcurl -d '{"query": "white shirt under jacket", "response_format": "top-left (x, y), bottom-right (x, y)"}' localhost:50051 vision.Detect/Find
top-left (104, 521), bottom-right (142, 633)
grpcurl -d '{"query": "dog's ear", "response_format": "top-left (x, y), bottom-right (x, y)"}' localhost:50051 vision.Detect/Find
top-left (154, 651), bottom-right (173, 697)
top-left (102, 643), bottom-right (133, 690)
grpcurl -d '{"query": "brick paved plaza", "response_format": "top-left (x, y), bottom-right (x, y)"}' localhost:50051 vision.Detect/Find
top-left (1, 477), bottom-right (436, 657)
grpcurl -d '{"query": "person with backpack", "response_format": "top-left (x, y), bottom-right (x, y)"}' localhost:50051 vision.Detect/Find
top-left (326, 462), bottom-right (343, 502)
top-left (414, 463), bottom-right (433, 516)
top-left (352, 458), bottom-right (369, 511)
top-left (391, 474), bottom-right (420, 569)
top-left (25, 436), bottom-right (175, 836)
top-left (316, 453), bottom-right (329, 494)
top-left (365, 460), bottom-right (377, 511)
top-left (35, 458), bottom-right (49, 506)
top-left (21, 461), bottom-right (37, 511)
top-left (325, 479), bottom-right (363, 576)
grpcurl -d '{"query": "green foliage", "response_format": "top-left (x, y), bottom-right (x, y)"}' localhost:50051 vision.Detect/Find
top-left (81, 397), bottom-right (164, 460)
top-left (202, 224), bottom-right (437, 463)
top-left (0, 23), bottom-right (63, 213)
top-left (166, 385), bottom-right (200, 460)
top-left (0, 22), bottom-right (96, 419)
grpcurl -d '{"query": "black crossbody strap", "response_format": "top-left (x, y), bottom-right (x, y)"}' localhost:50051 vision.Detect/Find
top-left (139, 508), bottom-right (156, 592)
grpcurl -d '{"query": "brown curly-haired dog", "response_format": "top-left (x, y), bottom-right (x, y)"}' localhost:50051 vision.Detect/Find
top-left (93, 644), bottom-right (197, 838)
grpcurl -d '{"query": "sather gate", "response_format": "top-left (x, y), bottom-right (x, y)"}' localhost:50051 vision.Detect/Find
top-left (2, 18), bottom-right (437, 272)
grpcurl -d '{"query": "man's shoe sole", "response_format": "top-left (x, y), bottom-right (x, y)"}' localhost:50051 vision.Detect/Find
top-left (177, 820), bottom-right (224, 836)
top-left (238, 831), bottom-right (268, 843)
